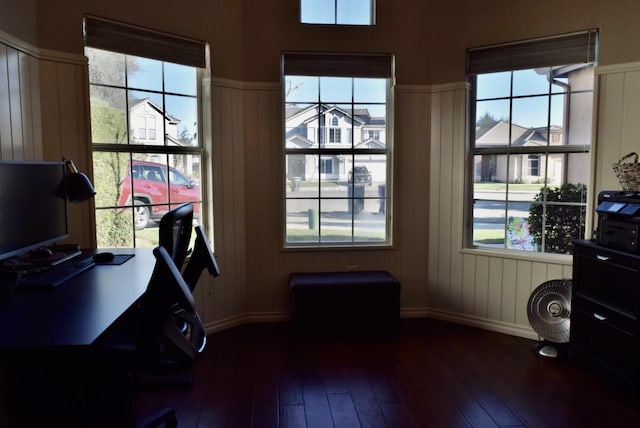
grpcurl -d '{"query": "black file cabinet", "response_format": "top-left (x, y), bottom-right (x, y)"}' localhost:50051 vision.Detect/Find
top-left (571, 240), bottom-right (639, 393)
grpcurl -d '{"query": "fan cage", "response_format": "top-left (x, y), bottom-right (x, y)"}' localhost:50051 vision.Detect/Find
top-left (527, 279), bottom-right (572, 344)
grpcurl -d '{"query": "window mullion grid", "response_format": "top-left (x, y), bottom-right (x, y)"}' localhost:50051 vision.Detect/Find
top-left (351, 78), bottom-right (356, 242)
top-left (316, 80), bottom-right (322, 242)
top-left (121, 54), bottom-right (139, 248)
top-left (160, 62), bottom-right (172, 210)
top-left (503, 71), bottom-right (514, 248)
top-left (540, 70), bottom-right (555, 252)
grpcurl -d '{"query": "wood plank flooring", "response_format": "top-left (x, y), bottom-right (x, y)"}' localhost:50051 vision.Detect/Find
top-left (133, 319), bottom-right (640, 427)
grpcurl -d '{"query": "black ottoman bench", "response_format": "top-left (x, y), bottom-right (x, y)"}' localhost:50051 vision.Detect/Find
top-left (289, 271), bottom-right (400, 336)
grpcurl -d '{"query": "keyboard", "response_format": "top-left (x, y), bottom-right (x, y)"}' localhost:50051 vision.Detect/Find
top-left (20, 257), bottom-right (96, 290)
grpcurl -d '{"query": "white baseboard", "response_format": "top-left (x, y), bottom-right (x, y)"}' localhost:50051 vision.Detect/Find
top-left (425, 308), bottom-right (539, 340)
top-left (203, 311), bottom-right (290, 334)
top-left (204, 308), bottom-right (538, 341)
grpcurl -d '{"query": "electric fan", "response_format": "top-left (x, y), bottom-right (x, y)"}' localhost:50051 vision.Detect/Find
top-left (526, 279), bottom-right (572, 358)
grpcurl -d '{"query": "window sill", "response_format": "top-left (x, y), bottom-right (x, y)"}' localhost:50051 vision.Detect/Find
top-left (460, 246), bottom-right (573, 265)
top-left (282, 243), bottom-right (395, 252)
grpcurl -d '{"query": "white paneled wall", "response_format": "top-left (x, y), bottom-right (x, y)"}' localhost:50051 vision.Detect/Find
top-left (425, 82), bottom-right (574, 339)
top-left (423, 64), bottom-right (640, 339)
top-left (0, 35), bottom-right (42, 161)
top-left (0, 32), bottom-right (95, 249)
top-left (594, 62), bottom-right (640, 192)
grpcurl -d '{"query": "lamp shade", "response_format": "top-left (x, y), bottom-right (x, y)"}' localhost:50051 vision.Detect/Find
top-left (65, 160), bottom-right (96, 203)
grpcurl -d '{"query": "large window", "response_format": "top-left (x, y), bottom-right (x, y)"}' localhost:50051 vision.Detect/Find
top-left (84, 16), bottom-right (207, 249)
top-left (283, 52), bottom-right (393, 247)
top-left (467, 30), bottom-right (597, 254)
top-left (300, 0), bottom-right (375, 25)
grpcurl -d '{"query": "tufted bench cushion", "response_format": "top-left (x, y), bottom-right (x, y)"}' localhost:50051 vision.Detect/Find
top-left (289, 271), bottom-right (400, 336)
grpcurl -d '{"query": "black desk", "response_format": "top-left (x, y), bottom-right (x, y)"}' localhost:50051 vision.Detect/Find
top-left (0, 249), bottom-right (156, 426)
top-left (0, 248), bottom-right (154, 349)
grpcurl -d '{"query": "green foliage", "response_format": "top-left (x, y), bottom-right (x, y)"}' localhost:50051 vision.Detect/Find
top-left (527, 183), bottom-right (587, 254)
top-left (90, 99), bottom-right (127, 145)
top-left (476, 111), bottom-right (499, 128)
top-left (95, 208), bottom-right (132, 248)
top-left (90, 100), bottom-right (132, 247)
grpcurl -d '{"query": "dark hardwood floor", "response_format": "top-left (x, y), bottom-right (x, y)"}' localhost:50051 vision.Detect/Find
top-left (133, 319), bottom-right (640, 428)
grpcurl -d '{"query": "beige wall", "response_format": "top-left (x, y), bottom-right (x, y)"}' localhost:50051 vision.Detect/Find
top-left (0, 0), bottom-right (38, 46)
top-left (3, 0), bottom-right (640, 336)
top-left (12, 0), bottom-right (640, 83)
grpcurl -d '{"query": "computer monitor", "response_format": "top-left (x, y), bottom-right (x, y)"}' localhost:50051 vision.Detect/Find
top-left (158, 203), bottom-right (194, 270)
top-left (0, 161), bottom-right (68, 262)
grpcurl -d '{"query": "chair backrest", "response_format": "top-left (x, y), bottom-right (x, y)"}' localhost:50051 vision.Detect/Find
top-left (181, 225), bottom-right (220, 291)
top-left (139, 246), bottom-right (206, 371)
top-left (158, 203), bottom-right (193, 270)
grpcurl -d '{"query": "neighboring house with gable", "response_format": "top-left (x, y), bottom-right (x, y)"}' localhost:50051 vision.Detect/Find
top-left (473, 65), bottom-right (593, 186)
top-left (474, 121), bottom-right (565, 184)
top-left (129, 98), bottom-right (199, 179)
top-left (129, 98), bottom-right (181, 146)
top-left (285, 104), bottom-right (386, 183)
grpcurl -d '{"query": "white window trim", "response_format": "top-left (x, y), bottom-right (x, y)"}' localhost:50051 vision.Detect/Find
top-left (465, 30), bottom-right (598, 255)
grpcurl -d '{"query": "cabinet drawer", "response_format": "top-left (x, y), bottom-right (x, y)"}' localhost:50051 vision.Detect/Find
top-left (573, 246), bottom-right (639, 314)
top-left (571, 298), bottom-right (638, 379)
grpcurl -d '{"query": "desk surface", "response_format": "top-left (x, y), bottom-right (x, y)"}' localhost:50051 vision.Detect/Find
top-left (0, 248), bottom-right (155, 349)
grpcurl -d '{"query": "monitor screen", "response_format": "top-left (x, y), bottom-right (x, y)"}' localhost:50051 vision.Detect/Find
top-left (0, 161), bottom-right (68, 261)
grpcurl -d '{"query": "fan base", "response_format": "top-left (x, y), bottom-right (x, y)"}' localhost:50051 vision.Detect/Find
top-left (533, 341), bottom-right (568, 359)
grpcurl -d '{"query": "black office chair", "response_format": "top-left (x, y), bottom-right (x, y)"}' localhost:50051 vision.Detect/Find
top-left (158, 203), bottom-right (194, 271)
top-left (134, 246), bottom-right (207, 372)
top-left (95, 245), bottom-right (207, 363)
top-left (132, 246), bottom-right (212, 427)
top-left (182, 224), bottom-right (221, 291)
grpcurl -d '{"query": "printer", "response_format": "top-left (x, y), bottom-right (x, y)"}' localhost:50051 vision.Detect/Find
top-left (596, 190), bottom-right (640, 252)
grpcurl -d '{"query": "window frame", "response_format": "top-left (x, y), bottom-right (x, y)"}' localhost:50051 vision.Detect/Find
top-left (84, 16), bottom-right (210, 249)
top-left (465, 30), bottom-right (598, 256)
top-left (282, 52), bottom-right (394, 249)
top-left (300, 0), bottom-right (376, 26)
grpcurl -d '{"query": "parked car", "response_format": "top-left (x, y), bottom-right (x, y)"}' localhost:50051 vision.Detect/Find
top-left (118, 160), bottom-right (200, 229)
top-left (348, 165), bottom-right (372, 186)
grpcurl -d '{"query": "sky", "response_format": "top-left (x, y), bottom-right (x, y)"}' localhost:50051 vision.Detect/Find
top-left (475, 69), bottom-right (567, 128)
top-left (286, 75), bottom-right (387, 117)
top-left (300, 0), bottom-right (372, 25)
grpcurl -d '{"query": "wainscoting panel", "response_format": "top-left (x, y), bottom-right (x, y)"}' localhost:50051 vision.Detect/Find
top-left (0, 41), bottom-right (41, 161)
top-left (393, 85), bottom-right (431, 313)
top-left (425, 82), bottom-right (575, 338)
top-left (38, 56), bottom-right (95, 249)
top-left (594, 62), bottom-right (640, 192)
top-left (208, 78), bottom-right (249, 324)
top-left (0, 32), bottom-right (95, 248)
top-left (243, 83), bottom-right (288, 314)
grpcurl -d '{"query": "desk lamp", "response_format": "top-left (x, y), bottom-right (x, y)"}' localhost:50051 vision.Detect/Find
top-left (65, 159), bottom-right (96, 203)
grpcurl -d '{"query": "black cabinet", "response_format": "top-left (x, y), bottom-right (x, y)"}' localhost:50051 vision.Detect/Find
top-left (571, 240), bottom-right (639, 392)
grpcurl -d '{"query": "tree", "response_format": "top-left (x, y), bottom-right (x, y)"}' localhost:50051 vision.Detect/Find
top-left (87, 48), bottom-right (142, 247)
top-left (476, 112), bottom-right (499, 129)
top-left (90, 98), bottom-right (132, 247)
top-left (285, 80), bottom-right (303, 98)
top-left (86, 48), bottom-right (139, 109)
top-left (527, 183), bottom-right (587, 254)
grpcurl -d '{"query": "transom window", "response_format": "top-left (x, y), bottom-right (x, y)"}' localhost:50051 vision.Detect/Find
top-left (283, 52), bottom-right (393, 247)
top-left (300, 0), bottom-right (375, 25)
top-left (467, 30), bottom-right (597, 254)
